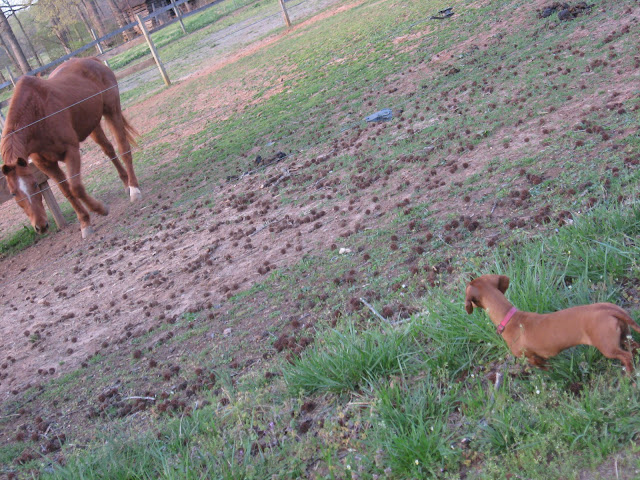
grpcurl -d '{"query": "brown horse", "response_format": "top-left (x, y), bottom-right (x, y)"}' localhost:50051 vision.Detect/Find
top-left (0, 57), bottom-right (141, 239)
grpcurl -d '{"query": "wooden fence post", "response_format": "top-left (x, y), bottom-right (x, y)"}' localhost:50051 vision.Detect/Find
top-left (90, 28), bottom-right (104, 55)
top-left (170, 0), bottom-right (187, 34)
top-left (278, 0), bottom-right (292, 28)
top-left (30, 165), bottom-right (67, 229)
top-left (5, 66), bottom-right (15, 87)
top-left (136, 14), bottom-right (171, 87)
top-left (90, 28), bottom-right (110, 68)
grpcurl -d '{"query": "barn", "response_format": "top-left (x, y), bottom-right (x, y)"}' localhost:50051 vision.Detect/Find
top-left (116, 0), bottom-right (203, 29)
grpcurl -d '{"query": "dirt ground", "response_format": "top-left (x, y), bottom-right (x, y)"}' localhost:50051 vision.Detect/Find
top-left (116, 0), bottom-right (348, 95)
top-left (2, 0), bottom-right (638, 404)
top-left (1, 0), bottom-right (639, 475)
top-left (0, 0), bottom-right (370, 403)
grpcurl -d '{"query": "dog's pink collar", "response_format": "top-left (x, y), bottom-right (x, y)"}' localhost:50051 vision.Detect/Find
top-left (497, 307), bottom-right (517, 334)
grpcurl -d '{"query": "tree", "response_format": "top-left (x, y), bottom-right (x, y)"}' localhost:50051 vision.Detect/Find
top-left (32, 0), bottom-right (83, 55)
top-left (0, 32), bottom-right (20, 74)
top-left (82, 0), bottom-right (108, 39)
top-left (103, 0), bottom-right (134, 41)
top-left (0, 6), bottom-right (30, 74)
top-left (2, 1), bottom-right (42, 67)
top-left (50, 14), bottom-right (72, 54)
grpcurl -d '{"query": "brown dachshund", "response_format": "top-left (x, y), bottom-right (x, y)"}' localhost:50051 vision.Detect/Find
top-left (465, 274), bottom-right (640, 374)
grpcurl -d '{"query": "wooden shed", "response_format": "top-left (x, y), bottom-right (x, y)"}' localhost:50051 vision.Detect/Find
top-left (117, 0), bottom-right (201, 30)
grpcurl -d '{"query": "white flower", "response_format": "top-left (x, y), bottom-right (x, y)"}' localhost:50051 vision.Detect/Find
top-left (415, 459), bottom-right (420, 465)
top-left (536, 389), bottom-right (540, 394)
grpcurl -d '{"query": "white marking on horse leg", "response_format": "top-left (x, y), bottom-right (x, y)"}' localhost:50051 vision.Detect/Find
top-left (81, 225), bottom-right (94, 239)
top-left (129, 186), bottom-right (142, 202)
top-left (18, 177), bottom-right (32, 204)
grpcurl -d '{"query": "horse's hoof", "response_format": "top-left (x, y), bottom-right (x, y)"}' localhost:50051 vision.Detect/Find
top-left (81, 226), bottom-right (94, 239)
top-left (99, 203), bottom-right (110, 216)
top-left (130, 186), bottom-right (142, 202)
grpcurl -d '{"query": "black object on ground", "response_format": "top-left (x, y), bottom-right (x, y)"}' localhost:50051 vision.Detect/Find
top-left (431, 7), bottom-right (454, 19)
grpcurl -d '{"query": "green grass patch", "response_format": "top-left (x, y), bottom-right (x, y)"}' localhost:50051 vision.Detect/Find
top-left (284, 322), bottom-right (422, 394)
top-left (109, 0), bottom-right (265, 71)
top-left (0, 225), bottom-right (38, 257)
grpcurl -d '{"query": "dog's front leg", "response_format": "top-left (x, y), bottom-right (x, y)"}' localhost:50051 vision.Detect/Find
top-left (525, 353), bottom-right (549, 370)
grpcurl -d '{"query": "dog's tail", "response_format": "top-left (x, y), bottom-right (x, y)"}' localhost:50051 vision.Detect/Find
top-left (613, 309), bottom-right (640, 334)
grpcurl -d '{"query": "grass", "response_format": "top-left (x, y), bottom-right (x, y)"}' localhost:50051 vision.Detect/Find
top-left (3, 0), bottom-right (640, 478)
top-left (371, 376), bottom-right (461, 477)
top-left (284, 322), bottom-right (422, 394)
top-left (279, 202), bottom-right (640, 478)
top-left (0, 226), bottom-right (38, 257)
top-left (32, 201), bottom-right (640, 480)
top-left (108, 0), bottom-right (263, 71)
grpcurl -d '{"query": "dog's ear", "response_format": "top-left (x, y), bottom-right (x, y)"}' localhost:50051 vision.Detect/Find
top-left (497, 275), bottom-right (510, 294)
top-left (465, 299), bottom-right (474, 314)
top-left (464, 285), bottom-right (477, 314)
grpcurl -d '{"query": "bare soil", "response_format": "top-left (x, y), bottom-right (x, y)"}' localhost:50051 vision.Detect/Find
top-left (0, 0), bottom-right (363, 403)
top-left (1, 0), bottom-right (639, 475)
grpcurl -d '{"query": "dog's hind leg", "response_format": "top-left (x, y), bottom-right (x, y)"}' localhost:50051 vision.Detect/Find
top-left (594, 322), bottom-right (635, 375)
top-left (599, 346), bottom-right (634, 375)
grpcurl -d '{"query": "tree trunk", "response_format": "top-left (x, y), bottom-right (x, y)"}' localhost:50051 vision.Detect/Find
top-left (0, 9), bottom-right (30, 74)
top-left (0, 32), bottom-right (17, 65)
top-left (0, 32), bottom-right (23, 79)
top-left (76, 7), bottom-right (102, 54)
top-left (76, 7), bottom-right (92, 39)
top-left (104, 0), bottom-right (134, 41)
top-left (50, 15), bottom-right (72, 55)
top-left (6, 6), bottom-right (43, 68)
top-left (82, 0), bottom-right (108, 38)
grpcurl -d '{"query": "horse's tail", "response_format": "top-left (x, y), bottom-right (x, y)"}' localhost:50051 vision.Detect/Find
top-left (122, 114), bottom-right (139, 149)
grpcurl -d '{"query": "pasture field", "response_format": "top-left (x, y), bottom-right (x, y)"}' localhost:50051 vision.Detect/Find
top-left (1, 0), bottom-right (640, 478)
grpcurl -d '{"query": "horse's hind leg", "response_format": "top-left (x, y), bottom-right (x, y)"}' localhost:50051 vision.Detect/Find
top-left (34, 156), bottom-right (97, 238)
top-left (90, 124), bottom-right (129, 190)
top-left (104, 113), bottom-right (141, 202)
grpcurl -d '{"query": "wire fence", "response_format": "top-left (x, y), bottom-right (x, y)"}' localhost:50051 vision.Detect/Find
top-left (4, 0), bottom-right (346, 204)
top-left (115, 0), bottom-right (315, 96)
top-left (0, 0), bottom-right (232, 92)
top-left (3, 85), bottom-right (120, 140)
top-left (0, 0), bottom-right (459, 293)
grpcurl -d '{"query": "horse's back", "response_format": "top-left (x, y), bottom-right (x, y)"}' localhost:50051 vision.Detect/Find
top-left (4, 58), bottom-right (120, 147)
top-left (49, 58), bottom-right (116, 90)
